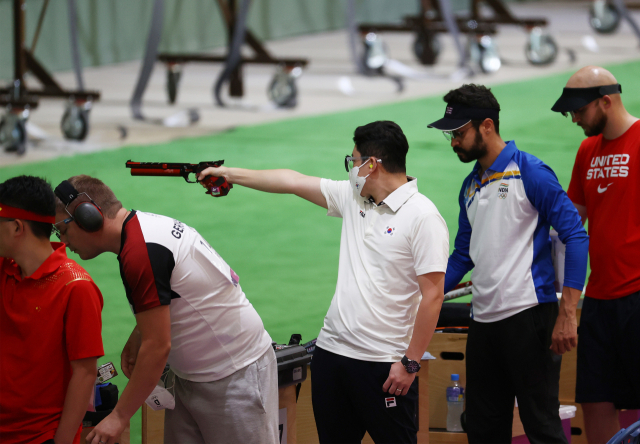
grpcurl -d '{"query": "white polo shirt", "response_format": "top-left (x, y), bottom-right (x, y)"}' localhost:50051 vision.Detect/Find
top-left (316, 178), bottom-right (449, 362)
top-left (118, 211), bottom-right (273, 382)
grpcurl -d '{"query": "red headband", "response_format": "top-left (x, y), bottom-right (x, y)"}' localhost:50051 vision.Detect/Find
top-left (0, 204), bottom-right (55, 224)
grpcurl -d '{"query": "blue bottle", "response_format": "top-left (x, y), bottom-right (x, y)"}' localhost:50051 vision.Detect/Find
top-left (446, 374), bottom-right (464, 432)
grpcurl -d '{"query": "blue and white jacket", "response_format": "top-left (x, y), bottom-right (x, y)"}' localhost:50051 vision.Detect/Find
top-left (444, 141), bottom-right (589, 322)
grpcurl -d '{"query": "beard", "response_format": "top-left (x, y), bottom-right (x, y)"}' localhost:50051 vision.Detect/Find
top-left (581, 110), bottom-right (607, 137)
top-left (454, 131), bottom-right (488, 163)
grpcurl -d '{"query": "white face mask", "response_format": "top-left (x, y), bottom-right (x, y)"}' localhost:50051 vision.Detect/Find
top-left (349, 158), bottom-right (373, 198)
top-left (145, 383), bottom-right (175, 411)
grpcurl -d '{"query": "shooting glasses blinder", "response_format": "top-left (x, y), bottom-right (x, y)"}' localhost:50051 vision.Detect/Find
top-left (551, 83), bottom-right (622, 116)
top-left (54, 181), bottom-right (104, 232)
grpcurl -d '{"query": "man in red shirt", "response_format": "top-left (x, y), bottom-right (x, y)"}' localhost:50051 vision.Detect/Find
top-left (552, 66), bottom-right (640, 443)
top-left (0, 175), bottom-right (104, 444)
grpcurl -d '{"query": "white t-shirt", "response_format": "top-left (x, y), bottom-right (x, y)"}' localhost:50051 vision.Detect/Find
top-left (316, 178), bottom-right (449, 362)
top-left (118, 211), bottom-right (272, 382)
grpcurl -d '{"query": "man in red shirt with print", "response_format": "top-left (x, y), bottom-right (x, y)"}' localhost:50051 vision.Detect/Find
top-left (552, 66), bottom-right (640, 443)
top-left (0, 175), bottom-right (104, 444)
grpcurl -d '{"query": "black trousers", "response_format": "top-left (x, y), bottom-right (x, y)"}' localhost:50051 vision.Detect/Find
top-left (311, 347), bottom-right (419, 444)
top-left (576, 291), bottom-right (640, 409)
top-left (465, 303), bottom-right (567, 444)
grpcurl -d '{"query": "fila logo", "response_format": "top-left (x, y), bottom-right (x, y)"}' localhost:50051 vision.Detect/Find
top-left (597, 182), bottom-right (613, 193)
top-left (359, 210), bottom-right (366, 218)
top-left (385, 397), bottom-right (397, 408)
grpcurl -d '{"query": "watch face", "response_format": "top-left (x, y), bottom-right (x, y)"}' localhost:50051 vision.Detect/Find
top-left (406, 360), bottom-right (420, 373)
top-left (402, 356), bottom-right (420, 373)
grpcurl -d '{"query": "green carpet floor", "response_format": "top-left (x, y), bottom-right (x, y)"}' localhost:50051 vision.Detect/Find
top-left (2, 59), bottom-right (639, 442)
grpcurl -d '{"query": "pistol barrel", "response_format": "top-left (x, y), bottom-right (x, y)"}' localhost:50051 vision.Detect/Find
top-left (128, 168), bottom-right (183, 176)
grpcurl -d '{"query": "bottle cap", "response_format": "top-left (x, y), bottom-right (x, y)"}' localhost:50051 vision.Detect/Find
top-left (451, 374), bottom-right (459, 381)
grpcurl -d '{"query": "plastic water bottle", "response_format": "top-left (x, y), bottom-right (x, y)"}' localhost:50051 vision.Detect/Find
top-left (446, 374), bottom-right (464, 432)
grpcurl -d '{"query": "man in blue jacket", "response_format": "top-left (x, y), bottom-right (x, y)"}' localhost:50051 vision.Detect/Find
top-left (428, 84), bottom-right (589, 444)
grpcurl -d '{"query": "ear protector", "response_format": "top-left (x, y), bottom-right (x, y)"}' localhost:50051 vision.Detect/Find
top-left (54, 181), bottom-right (104, 232)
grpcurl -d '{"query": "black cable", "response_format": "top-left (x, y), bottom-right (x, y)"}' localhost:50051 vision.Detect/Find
top-left (436, 0), bottom-right (468, 69)
top-left (611, 0), bottom-right (640, 43)
top-left (345, 0), bottom-right (404, 92)
top-left (213, 0), bottom-right (252, 107)
top-left (130, 0), bottom-right (165, 120)
top-left (346, 0), bottom-right (366, 75)
top-left (67, 0), bottom-right (85, 91)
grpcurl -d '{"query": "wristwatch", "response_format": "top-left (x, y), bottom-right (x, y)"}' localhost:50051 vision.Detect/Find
top-left (401, 355), bottom-right (421, 373)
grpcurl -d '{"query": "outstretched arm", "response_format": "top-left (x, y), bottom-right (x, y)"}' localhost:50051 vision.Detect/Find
top-left (198, 166), bottom-right (327, 208)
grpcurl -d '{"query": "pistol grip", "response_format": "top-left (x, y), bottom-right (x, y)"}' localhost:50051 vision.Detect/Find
top-left (202, 176), bottom-right (232, 197)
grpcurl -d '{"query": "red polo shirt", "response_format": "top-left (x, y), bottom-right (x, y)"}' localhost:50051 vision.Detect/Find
top-left (0, 243), bottom-right (104, 444)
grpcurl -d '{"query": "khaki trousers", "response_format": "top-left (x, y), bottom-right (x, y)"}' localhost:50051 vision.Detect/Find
top-left (164, 346), bottom-right (279, 444)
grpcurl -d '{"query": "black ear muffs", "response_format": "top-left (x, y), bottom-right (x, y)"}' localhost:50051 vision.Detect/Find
top-left (73, 201), bottom-right (104, 232)
top-left (54, 180), bottom-right (104, 232)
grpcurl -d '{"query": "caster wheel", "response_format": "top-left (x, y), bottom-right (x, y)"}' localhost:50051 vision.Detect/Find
top-left (362, 32), bottom-right (388, 73)
top-left (525, 28), bottom-right (558, 66)
top-left (589, 0), bottom-right (620, 34)
top-left (0, 114), bottom-right (27, 155)
top-left (167, 65), bottom-right (182, 104)
top-left (413, 31), bottom-right (441, 65)
top-left (469, 35), bottom-right (501, 74)
top-left (267, 66), bottom-right (300, 108)
top-left (61, 103), bottom-right (90, 141)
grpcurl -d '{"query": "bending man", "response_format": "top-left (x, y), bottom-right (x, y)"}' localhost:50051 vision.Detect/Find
top-left (54, 175), bottom-right (278, 444)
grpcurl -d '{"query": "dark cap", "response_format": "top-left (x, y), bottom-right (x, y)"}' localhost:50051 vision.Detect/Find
top-left (428, 103), bottom-right (500, 131)
top-left (551, 84), bottom-right (621, 113)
